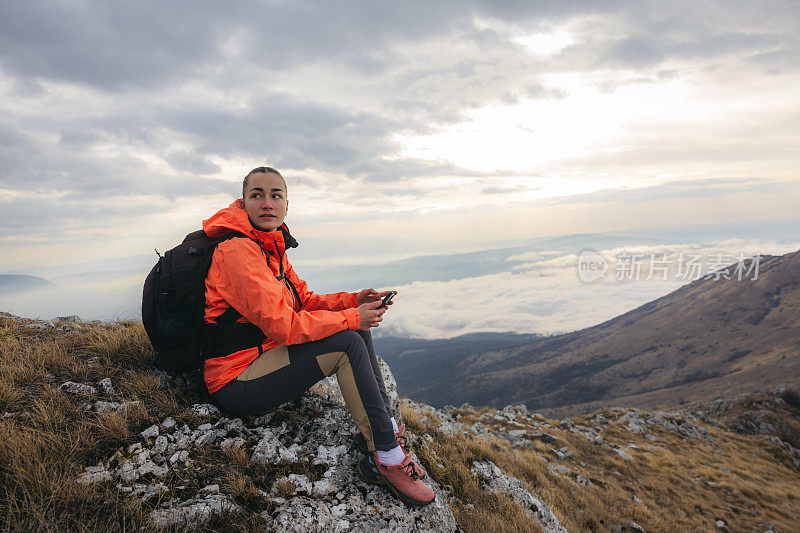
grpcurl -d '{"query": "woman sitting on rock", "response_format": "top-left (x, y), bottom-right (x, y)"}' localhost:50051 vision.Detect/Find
top-left (201, 166), bottom-right (434, 507)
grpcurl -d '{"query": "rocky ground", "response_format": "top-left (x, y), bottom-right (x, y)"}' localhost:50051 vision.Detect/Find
top-left (68, 359), bottom-right (458, 531)
top-left (2, 313), bottom-right (800, 532)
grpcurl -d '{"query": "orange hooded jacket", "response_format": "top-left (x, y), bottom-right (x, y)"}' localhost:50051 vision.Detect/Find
top-left (202, 199), bottom-right (361, 394)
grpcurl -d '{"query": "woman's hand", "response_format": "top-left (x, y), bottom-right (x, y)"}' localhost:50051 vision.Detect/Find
top-left (357, 301), bottom-right (386, 331)
top-left (356, 288), bottom-right (396, 306)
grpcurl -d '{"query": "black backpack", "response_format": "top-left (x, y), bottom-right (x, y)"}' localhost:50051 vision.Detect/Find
top-left (142, 230), bottom-right (247, 371)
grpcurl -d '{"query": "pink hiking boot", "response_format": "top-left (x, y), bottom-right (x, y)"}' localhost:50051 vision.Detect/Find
top-left (355, 423), bottom-right (426, 478)
top-left (357, 452), bottom-right (435, 507)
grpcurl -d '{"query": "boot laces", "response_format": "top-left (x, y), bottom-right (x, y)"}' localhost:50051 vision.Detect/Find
top-left (403, 460), bottom-right (421, 480)
top-left (397, 434), bottom-right (409, 452)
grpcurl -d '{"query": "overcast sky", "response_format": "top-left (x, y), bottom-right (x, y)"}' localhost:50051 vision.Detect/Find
top-left (1, 1), bottom-right (799, 328)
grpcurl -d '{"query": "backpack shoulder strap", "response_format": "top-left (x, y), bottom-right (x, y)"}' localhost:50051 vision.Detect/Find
top-left (216, 305), bottom-right (242, 324)
top-left (215, 231), bottom-right (248, 243)
top-left (207, 231), bottom-right (249, 325)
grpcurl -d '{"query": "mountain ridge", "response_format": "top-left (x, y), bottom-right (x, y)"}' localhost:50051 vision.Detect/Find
top-left (382, 250), bottom-right (800, 417)
top-left (0, 274), bottom-right (53, 294)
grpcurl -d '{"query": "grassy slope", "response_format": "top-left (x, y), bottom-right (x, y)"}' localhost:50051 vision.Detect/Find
top-left (1, 316), bottom-right (798, 532)
top-left (402, 393), bottom-right (800, 532)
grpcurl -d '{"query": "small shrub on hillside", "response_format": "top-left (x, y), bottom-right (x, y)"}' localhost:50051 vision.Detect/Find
top-left (780, 388), bottom-right (800, 409)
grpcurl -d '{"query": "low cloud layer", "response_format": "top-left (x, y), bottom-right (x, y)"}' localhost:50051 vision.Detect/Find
top-left (376, 239), bottom-right (800, 339)
top-left (3, 225), bottom-right (797, 340)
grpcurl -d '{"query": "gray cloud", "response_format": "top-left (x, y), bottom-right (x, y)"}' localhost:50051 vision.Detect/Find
top-left (162, 96), bottom-right (395, 170)
top-left (0, 194), bottom-right (164, 236)
top-left (553, 177), bottom-right (796, 205)
top-left (1, 0), bottom-right (798, 254)
top-left (59, 130), bottom-right (103, 149)
top-left (543, 1), bottom-right (799, 77)
top-left (0, 122), bottom-right (29, 148)
top-left (598, 32), bottom-right (782, 69)
top-left (346, 158), bottom-right (506, 183)
top-left (0, 1), bottom-right (629, 91)
top-left (2, 1), bottom-right (795, 101)
top-left (0, 2), bottom-right (227, 90)
top-left (0, 2), bottom-right (466, 89)
top-left (481, 185), bottom-right (536, 195)
top-left (164, 151), bottom-right (221, 175)
top-left (745, 46), bottom-right (800, 74)
top-left (0, 124), bottom-right (233, 199)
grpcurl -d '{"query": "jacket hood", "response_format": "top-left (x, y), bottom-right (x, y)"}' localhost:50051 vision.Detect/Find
top-left (202, 199), bottom-right (298, 249)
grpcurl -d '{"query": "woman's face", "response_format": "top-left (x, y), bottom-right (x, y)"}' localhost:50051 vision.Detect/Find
top-left (243, 172), bottom-right (288, 232)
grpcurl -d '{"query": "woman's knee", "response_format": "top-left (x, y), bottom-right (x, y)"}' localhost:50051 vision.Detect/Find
top-left (329, 330), bottom-right (369, 365)
top-left (329, 329), bottom-right (364, 350)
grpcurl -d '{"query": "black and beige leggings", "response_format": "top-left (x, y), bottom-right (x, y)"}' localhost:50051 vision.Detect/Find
top-left (210, 329), bottom-right (397, 452)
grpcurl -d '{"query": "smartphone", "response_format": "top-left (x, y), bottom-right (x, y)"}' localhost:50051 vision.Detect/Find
top-left (375, 291), bottom-right (395, 309)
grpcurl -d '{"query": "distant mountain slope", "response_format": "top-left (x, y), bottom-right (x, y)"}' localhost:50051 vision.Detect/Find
top-left (0, 275), bottom-right (52, 294)
top-left (392, 249), bottom-right (800, 417)
top-left (375, 332), bottom-right (543, 394)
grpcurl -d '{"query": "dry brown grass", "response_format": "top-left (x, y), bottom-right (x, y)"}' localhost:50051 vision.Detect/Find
top-left (0, 315), bottom-right (293, 531)
top-left (0, 403), bottom-right (148, 531)
top-left (402, 399), bottom-right (800, 532)
top-left (3, 314), bottom-right (799, 532)
top-left (401, 406), bottom-right (545, 533)
top-left (0, 317), bottom-right (199, 531)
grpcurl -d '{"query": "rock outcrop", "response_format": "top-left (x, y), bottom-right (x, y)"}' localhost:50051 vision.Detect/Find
top-left (77, 359), bottom-right (458, 531)
top-left (471, 460), bottom-right (567, 533)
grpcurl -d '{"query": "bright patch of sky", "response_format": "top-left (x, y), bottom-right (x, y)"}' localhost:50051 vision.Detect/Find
top-left (514, 28), bottom-right (575, 56)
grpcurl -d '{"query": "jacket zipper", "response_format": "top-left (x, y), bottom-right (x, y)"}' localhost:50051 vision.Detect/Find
top-left (250, 231), bottom-right (304, 312)
top-left (274, 243), bottom-right (303, 311)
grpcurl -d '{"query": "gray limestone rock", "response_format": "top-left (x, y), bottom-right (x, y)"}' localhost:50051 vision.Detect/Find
top-left (140, 425), bottom-right (160, 439)
top-left (26, 320), bottom-right (53, 330)
top-left (92, 400), bottom-right (139, 413)
top-left (469, 422), bottom-right (488, 435)
top-left (618, 410), bottom-right (648, 434)
top-left (60, 381), bottom-right (97, 396)
top-left (471, 460), bottom-right (566, 533)
top-left (549, 465), bottom-right (570, 476)
top-left (76, 465), bottom-right (113, 484)
top-left (492, 429), bottom-right (534, 448)
top-left (438, 420), bottom-right (465, 435)
top-left (149, 493), bottom-right (239, 529)
top-left (551, 447), bottom-right (573, 459)
top-left (77, 361), bottom-right (457, 531)
top-left (530, 432), bottom-right (559, 445)
top-left (613, 445), bottom-right (633, 460)
top-left (190, 403), bottom-right (220, 417)
top-left (646, 411), bottom-right (708, 440)
top-left (97, 378), bottom-right (115, 394)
